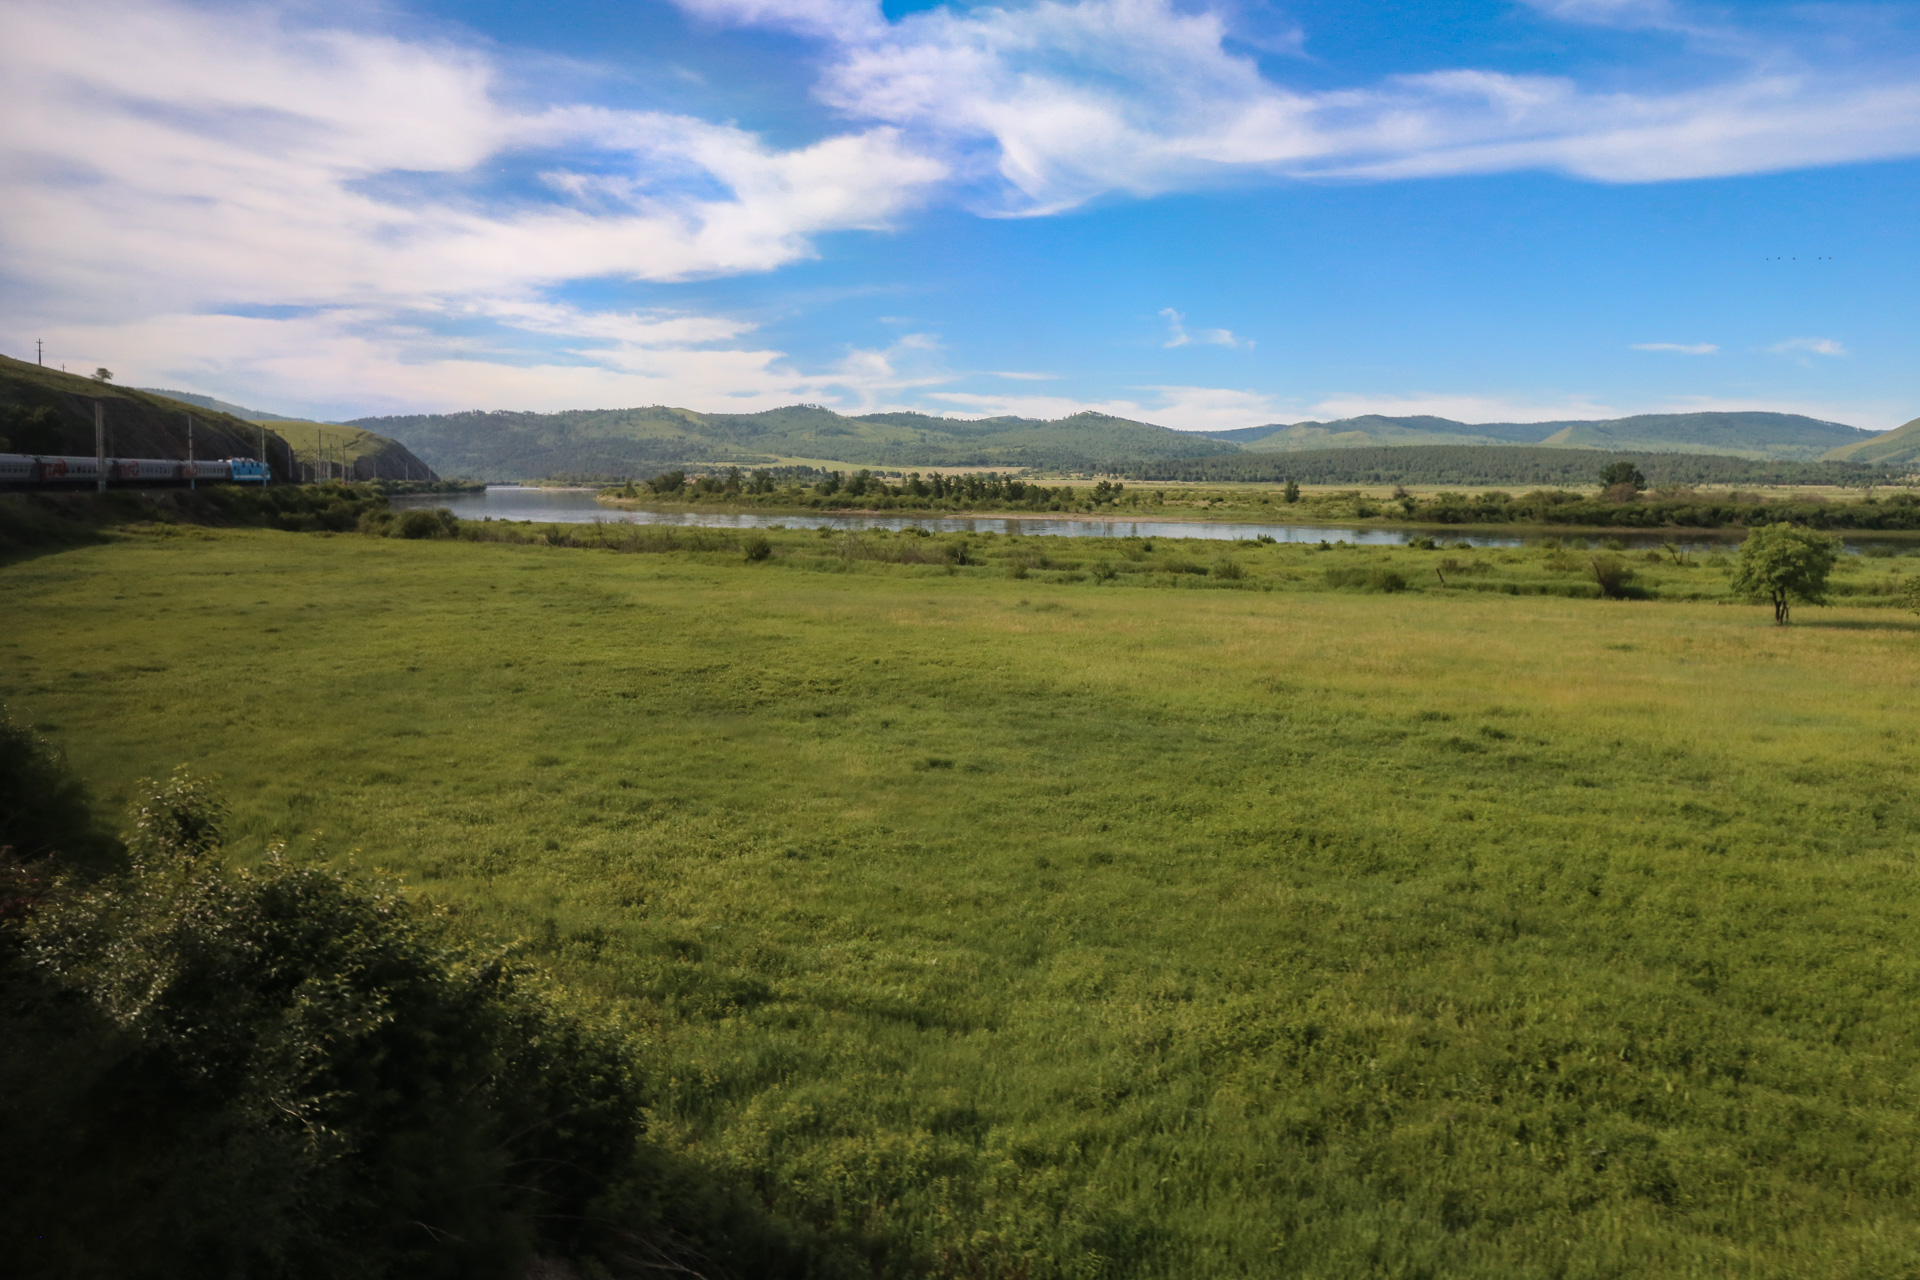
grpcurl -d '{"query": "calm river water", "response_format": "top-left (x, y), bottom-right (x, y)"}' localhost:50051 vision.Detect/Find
top-left (391, 486), bottom-right (1900, 551)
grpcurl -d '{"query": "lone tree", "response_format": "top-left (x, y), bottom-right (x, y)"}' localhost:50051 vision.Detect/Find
top-left (89, 367), bottom-right (113, 383)
top-left (1598, 460), bottom-right (1646, 490)
top-left (1731, 522), bottom-right (1840, 624)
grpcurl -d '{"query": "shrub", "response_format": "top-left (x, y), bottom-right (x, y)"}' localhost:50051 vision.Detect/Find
top-left (1211, 557), bottom-right (1246, 580)
top-left (396, 508), bottom-right (455, 539)
top-left (1589, 553), bottom-right (1634, 599)
top-left (742, 534), bottom-right (772, 562)
top-left (1, 760), bottom-right (648, 1280)
top-left (1324, 567), bottom-right (1408, 593)
top-left (0, 709), bottom-right (118, 873)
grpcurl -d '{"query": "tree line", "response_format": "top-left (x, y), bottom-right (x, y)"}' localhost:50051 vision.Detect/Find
top-left (614, 468), bottom-right (1128, 510)
top-left (1118, 445), bottom-right (1894, 488)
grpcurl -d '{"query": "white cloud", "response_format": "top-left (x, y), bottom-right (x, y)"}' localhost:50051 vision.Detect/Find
top-left (1770, 337), bottom-right (1848, 357)
top-left (1631, 342), bottom-right (1718, 354)
top-left (0, 0), bottom-right (952, 414)
top-left (675, 0), bottom-right (1920, 213)
top-left (34, 307), bottom-right (870, 419)
top-left (1160, 309), bottom-right (1251, 350)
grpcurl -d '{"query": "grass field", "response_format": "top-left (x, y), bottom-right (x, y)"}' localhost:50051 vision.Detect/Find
top-left (7, 525), bottom-right (1920, 1278)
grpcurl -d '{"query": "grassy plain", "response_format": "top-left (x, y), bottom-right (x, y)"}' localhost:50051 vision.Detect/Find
top-left (7, 525), bottom-right (1920, 1278)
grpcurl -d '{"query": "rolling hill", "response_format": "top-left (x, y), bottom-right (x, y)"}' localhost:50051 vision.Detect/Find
top-left (1206, 411), bottom-right (1880, 461)
top-left (1824, 415), bottom-right (1920, 466)
top-left (355, 401), bottom-right (1908, 481)
top-left (349, 404), bottom-right (1241, 480)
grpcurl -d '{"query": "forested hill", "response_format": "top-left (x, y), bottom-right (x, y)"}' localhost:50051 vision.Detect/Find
top-left (348, 404), bottom-right (1240, 480)
top-left (1205, 411), bottom-right (1879, 461)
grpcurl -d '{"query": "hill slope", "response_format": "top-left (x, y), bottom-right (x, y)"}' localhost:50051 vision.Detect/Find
top-left (350, 404), bottom-right (1240, 480)
top-left (1208, 411), bottom-right (1877, 461)
top-left (1825, 416), bottom-right (1920, 466)
top-left (269, 423), bottom-right (439, 483)
top-left (0, 356), bottom-right (297, 479)
top-left (136, 388), bottom-right (321, 424)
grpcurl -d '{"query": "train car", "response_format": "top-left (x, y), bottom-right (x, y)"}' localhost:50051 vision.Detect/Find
top-left (0, 455), bottom-right (267, 489)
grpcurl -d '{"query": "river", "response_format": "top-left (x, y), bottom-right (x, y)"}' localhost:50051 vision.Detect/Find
top-left (390, 486), bottom-right (1902, 551)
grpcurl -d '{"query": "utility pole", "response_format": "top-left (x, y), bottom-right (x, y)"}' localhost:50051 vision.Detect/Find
top-left (95, 401), bottom-right (106, 492)
top-left (260, 421), bottom-right (268, 486)
top-left (187, 414), bottom-right (196, 489)
top-left (36, 339), bottom-right (43, 366)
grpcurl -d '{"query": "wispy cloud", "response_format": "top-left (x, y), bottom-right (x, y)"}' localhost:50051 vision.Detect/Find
top-left (678, 0), bottom-right (1920, 213)
top-left (0, 0), bottom-right (951, 414)
top-left (1770, 337), bottom-right (1848, 357)
top-left (1631, 342), bottom-right (1718, 354)
top-left (1161, 309), bottom-right (1252, 349)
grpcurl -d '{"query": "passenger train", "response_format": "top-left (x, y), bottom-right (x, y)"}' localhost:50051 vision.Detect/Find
top-left (0, 455), bottom-right (270, 488)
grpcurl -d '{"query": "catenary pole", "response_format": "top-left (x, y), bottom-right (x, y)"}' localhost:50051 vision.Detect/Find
top-left (95, 401), bottom-right (106, 492)
top-left (188, 414), bottom-right (195, 489)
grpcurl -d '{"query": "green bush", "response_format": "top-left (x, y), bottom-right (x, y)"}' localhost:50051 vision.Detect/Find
top-left (0, 709), bottom-right (119, 873)
top-left (743, 534), bottom-right (773, 562)
top-left (396, 508), bottom-right (456, 540)
top-left (1589, 553), bottom-right (1635, 599)
top-left (0, 752), bottom-right (648, 1280)
top-left (1324, 566), bottom-right (1408, 592)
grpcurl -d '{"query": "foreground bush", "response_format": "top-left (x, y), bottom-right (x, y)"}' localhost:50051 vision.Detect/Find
top-left (0, 725), bottom-right (646, 1280)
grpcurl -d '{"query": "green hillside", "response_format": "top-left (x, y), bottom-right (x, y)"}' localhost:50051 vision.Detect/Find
top-left (1825, 416), bottom-right (1920, 465)
top-left (137, 387), bottom-right (320, 424)
top-left (0, 355), bottom-right (297, 479)
top-left (1208, 411), bottom-right (1879, 461)
top-left (269, 422), bottom-right (438, 483)
top-left (1531, 412), bottom-right (1876, 460)
top-left (344, 398), bottom-right (1910, 482)
top-left (349, 404), bottom-right (1239, 481)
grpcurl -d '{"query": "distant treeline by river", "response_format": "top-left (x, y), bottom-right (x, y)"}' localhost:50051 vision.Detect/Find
top-left (1117, 445), bottom-right (1893, 488)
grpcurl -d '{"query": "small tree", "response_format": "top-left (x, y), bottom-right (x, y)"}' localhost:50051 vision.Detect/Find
top-left (1282, 480), bottom-right (1300, 504)
top-left (90, 367), bottom-right (113, 383)
top-left (1730, 523), bottom-right (1840, 624)
top-left (1598, 461), bottom-right (1645, 490)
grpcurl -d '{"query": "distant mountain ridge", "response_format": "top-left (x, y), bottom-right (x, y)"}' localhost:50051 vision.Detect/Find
top-left (339, 397), bottom-right (1916, 481)
top-left (1203, 411), bottom-right (1878, 462)
top-left (348, 404), bottom-right (1241, 480)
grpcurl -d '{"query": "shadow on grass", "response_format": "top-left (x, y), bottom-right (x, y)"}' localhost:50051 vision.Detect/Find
top-left (1799, 616), bottom-right (1920, 632)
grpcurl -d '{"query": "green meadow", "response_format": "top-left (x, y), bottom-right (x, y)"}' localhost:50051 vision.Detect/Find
top-left (6, 522), bottom-right (1920, 1278)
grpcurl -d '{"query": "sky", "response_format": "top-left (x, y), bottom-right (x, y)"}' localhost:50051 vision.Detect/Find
top-left (2, 0), bottom-right (1918, 430)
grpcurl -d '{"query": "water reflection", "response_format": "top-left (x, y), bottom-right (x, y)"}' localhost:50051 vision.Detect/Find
top-left (392, 486), bottom-right (1904, 551)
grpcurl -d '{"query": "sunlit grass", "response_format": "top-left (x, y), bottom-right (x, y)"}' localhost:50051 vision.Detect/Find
top-left (7, 525), bottom-right (1920, 1278)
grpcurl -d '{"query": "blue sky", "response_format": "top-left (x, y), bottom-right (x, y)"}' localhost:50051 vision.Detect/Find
top-left (3, 0), bottom-right (1918, 428)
